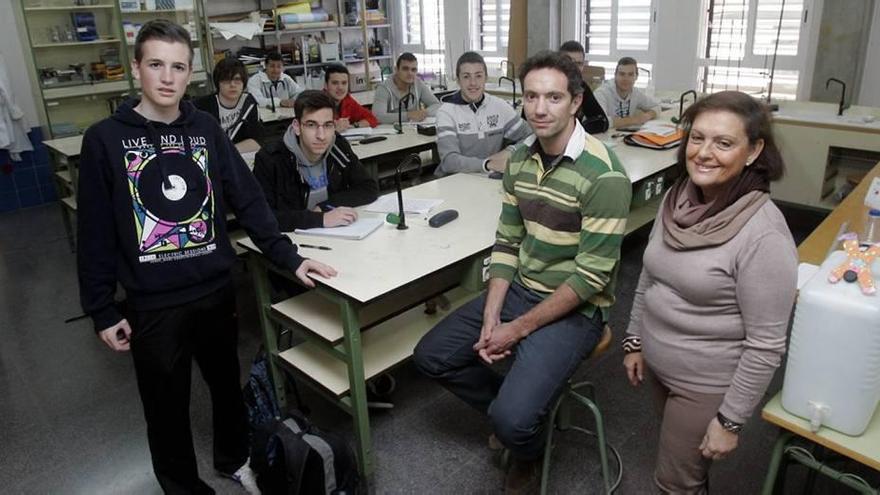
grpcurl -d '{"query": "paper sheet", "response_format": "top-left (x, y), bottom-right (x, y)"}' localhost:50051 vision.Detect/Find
top-left (294, 218), bottom-right (384, 240)
top-left (364, 193), bottom-right (444, 215)
top-left (211, 22), bottom-right (262, 40)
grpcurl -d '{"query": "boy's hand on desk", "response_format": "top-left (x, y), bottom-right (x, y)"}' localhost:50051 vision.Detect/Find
top-left (323, 207), bottom-right (358, 227)
top-left (335, 117), bottom-right (352, 131)
top-left (98, 319), bottom-right (132, 352)
top-left (280, 99), bottom-right (296, 108)
top-left (295, 259), bottom-right (338, 288)
top-left (407, 109), bottom-right (428, 122)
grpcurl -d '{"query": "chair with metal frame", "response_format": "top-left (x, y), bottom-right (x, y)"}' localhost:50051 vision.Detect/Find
top-left (540, 323), bottom-right (623, 494)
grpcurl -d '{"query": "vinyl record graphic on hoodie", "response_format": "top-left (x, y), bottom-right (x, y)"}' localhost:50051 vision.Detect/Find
top-left (125, 145), bottom-right (216, 261)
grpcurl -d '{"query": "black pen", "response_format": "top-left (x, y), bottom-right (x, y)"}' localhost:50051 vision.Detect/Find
top-left (299, 244), bottom-right (332, 251)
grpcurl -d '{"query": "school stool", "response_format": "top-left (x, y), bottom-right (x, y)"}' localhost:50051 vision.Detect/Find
top-left (540, 323), bottom-right (623, 494)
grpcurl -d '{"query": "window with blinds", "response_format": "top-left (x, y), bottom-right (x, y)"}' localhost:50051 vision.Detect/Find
top-left (401, 0), bottom-right (421, 45)
top-left (616, 0), bottom-right (652, 51)
top-left (399, 0), bottom-right (446, 77)
top-left (474, 0), bottom-right (510, 52)
top-left (583, 0), bottom-right (652, 55)
top-left (699, 0), bottom-right (805, 99)
top-left (753, 0), bottom-right (803, 56)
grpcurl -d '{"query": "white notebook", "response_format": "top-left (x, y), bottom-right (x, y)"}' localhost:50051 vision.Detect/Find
top-left (294, 217), bottom-right (384, 240)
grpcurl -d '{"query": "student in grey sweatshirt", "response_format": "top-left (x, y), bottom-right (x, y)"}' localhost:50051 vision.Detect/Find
top-left (372, 52), bottom-right (441, 124)
top-left (623, 91), bottom-right (797, 494)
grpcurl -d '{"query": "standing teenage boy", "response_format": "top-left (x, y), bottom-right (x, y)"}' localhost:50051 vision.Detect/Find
top-left (77, 19), bottom-right (336, 494)
top-left (434, 51), bottom-right (531, 176)
top-left (246, 52), bottom-right (302, 109)
top-left (372, 52), bottom-right (441, 124)
top-left (414, 51), bottom-right (631, 492)
top-left (323, 64), bottom-right (378, 131)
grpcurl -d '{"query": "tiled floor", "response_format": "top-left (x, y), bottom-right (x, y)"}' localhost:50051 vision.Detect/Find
top-left (1, 202), bottom-right (878, 494)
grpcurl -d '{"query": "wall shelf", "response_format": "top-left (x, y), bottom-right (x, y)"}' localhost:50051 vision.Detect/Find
top-left (24, 5), bottom-right (115, 11)
top-left (32, 38), bottom-right (121, 48)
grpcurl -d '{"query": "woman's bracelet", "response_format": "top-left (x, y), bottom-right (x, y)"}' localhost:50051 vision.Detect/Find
top-left (622, 335), bottom-right (642, 354)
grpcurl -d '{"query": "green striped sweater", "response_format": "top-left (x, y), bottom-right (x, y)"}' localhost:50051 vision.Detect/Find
top-left (488, 122), bottom-right (632, 320)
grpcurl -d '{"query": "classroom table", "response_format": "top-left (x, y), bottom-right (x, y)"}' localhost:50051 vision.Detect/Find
top-left (238, 173), bottom-right (502, 475)
top-left (760, 160), bottom-right (880, 494)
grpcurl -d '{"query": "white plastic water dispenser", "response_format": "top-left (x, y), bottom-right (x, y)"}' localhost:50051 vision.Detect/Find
top-left (781, 249), bottom-right (880, 436)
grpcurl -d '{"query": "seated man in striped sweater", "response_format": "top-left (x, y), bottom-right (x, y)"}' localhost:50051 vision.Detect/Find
top-left (413, 51), bottom-right (631, 492)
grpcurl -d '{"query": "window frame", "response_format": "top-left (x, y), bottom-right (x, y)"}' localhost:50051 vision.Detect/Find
top-left (697, 0), bottom-right (815, 100)
top-left (576, 0), bottom-right (659, 88)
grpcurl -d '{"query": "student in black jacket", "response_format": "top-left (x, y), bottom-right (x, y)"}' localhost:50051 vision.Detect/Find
top-left (76, 20), bottom-right (335, 494)
top-left (253, 90), bottom-right (378, 231)
top-left (194, 57), bottom-right (264, 153)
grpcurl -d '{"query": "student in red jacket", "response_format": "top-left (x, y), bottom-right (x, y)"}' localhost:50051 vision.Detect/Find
top-left (324, 64), bottom-right (378, 130)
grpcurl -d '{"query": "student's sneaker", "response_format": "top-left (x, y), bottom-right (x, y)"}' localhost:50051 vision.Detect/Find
top-left (224, 459), bottom-right (261, 495)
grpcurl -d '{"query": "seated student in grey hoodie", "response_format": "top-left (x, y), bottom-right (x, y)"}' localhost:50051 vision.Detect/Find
top-left (373, 52), bottom-right (441, 124)
top-left (253, 90), bottom-right (378, 231)
top-left (435, 51), bottom-right (531, 176)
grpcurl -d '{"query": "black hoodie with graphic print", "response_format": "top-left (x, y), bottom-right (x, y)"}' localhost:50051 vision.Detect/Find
top-left (77, 98), bottom-right (303, 332)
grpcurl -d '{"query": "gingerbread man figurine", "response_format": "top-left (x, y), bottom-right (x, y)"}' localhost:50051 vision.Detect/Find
top-left (827, 236), bottom-right (880, 295)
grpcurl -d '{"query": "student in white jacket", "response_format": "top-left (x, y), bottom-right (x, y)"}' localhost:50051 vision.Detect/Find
top-left (246, 52), bottom-right (303, 109)
top-left (434, 52), bottom-right (531, 176)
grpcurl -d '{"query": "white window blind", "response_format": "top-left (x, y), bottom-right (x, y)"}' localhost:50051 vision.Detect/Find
top-left (474, 0), bottom-right (510, 52)
top-left (580, 0), bottom-right (655, 86)
top-left (615, 0), bottom-right (652, 51)
top-left (699, 0), bottom-right (805, 99)
top-left (583, 0), bottom-right (612, 56)
top-left (399, 0), bottom-right (446, 78)
top-left (753, 0), bottom-right (803, 56)
top-left (402, 0), bottom-right (421, 45)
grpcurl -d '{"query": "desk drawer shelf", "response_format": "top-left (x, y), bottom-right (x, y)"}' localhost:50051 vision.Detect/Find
top-left (275, 286), bottom-right (474, 398)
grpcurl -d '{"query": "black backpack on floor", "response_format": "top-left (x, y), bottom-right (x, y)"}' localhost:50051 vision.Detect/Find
top-left (250, 411), bottom-right (360, 495)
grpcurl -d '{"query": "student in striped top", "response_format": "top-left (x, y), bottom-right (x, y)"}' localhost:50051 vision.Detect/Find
top-left (414, 51), bottom-right (631, 492)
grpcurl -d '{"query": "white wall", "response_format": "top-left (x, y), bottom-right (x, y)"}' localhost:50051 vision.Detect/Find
top-left (0, 0), bottom-right (40, 128)
top-left (858, 1), bottom-right (880, 106)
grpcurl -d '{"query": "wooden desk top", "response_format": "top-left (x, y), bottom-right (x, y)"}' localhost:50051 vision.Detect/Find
top-left (797, 160), bottom-right (880, 265)
top-left (44, 135), bottom-right (85, 158)
top-left (762, 394), bottom-right (880, 471)
top-left (239, 173), bottom-right (503, 304)
top-left (348, 126), bottom-right (436, 161)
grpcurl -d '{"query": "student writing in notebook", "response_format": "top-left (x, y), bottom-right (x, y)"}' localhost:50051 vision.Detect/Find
top-left (253, 90), bottom-right (378, 231)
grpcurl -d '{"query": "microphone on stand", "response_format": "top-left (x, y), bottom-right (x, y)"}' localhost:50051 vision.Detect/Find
top-left (388, 153), bottom-right (421, 230)
top-left (395, 93), bottom-right (415, 134)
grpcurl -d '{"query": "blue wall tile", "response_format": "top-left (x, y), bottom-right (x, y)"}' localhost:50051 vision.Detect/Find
top-left (17, 187), bottom-right (44, 208)
top-left (34, 145), bottom-right (50, 166)
top-left (41, 184), bottom-right (58, 202)
top-left (0, 192), bottom-right (20, 213)
top-left (0, 126), bottom-right (64, 212)
top-left (35, 164), bottom-right (52, 186)
top-left (13, 168), bottom-right (37, 189)
top-left (14, 152), bottom-right (34, 169)
top-left (0, 171), bottom-right (14, 194)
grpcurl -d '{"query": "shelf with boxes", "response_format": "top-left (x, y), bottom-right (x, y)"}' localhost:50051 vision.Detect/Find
top-left (21, 1), bottom-right (130, 137)
top-left (19, 0), bottom-right (213, 138)
top-left (203, 0), bottom-right (394, 93)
